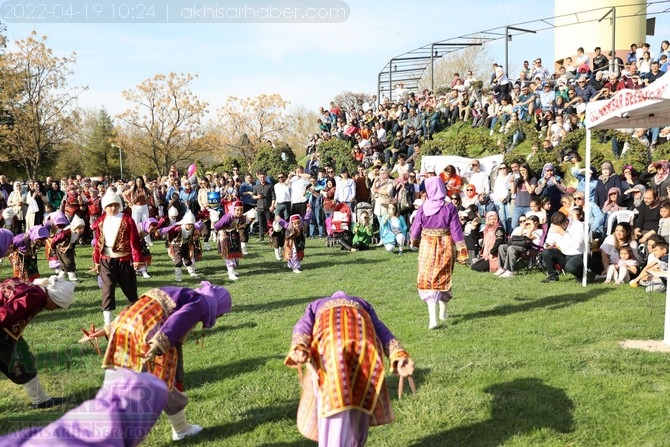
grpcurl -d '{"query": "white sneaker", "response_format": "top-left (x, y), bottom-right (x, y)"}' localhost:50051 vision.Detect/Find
top-left (293, 269), bottom-right (302, 274)
top-left (242, 247), bottom-right (249, 255)
top-left (172, 424), bottom-right (203, 441)
top-left (228, 273), bottom-right (239, 281)
top-left (500, 270), bottom-right (514, 278)
top-left (141, 271), bottom-right (151, 279)
top-left (493, 268), bottom-right (506, 276)
top-left (275, 254), bottom-right (282, 261)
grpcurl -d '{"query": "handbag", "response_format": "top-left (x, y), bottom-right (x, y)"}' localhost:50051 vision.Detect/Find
top-left (509, 235), bottom-right (533, 249)
top-left (27, 197), bottom-right (39, 213)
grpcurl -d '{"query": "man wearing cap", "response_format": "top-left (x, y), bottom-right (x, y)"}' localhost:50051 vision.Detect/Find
top-left (161, 211), bottom-right (200, 282)
top-left (0, 276), bottom-right (75, 409)
top-left (94, 189), bottom-right (143, 327)
top-left (80, 282), bottom-right (232, 441)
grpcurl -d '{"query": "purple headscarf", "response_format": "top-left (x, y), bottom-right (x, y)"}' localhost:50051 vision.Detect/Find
top-left (423, 177), bottom-right (447, 217)
top-left (0, 228), bottom-right (12, 258)
top-left (28, 225), bottom-right (49, 241)
top-left (197, 281), bottom-right (232, 329)
top-left (140, 218), bottom-right (159, 233)
top-left (51, 211), bottom-right (69, 227)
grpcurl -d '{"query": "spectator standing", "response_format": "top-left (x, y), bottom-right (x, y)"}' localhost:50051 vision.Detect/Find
top-left (252, 171), bottom-right (275, 241)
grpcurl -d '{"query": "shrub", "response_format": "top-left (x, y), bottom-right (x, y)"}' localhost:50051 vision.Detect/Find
top-left (249, 143), bottom-right (297, 178)
top-left (317, 138), bottom-right (358, 174)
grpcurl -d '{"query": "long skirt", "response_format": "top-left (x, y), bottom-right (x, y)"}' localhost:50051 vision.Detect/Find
top-left (417, 230), bottom-right (454, 303)
top-left (102, 294), bottom-right (178, 390)
top-left (295, 304), bottom-right (394, 442)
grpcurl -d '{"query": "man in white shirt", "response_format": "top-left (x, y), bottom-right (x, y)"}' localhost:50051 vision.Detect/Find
top-left (464, 159), bottom-right (489, 194)
top-left (376, 122), bottom-right (387, 144)
top-left (541, 210), bottom-right (586, 283)
top-left (274, 173), bottom-right (292, 220)
top-left (289, 165), bottom-right (312, 217)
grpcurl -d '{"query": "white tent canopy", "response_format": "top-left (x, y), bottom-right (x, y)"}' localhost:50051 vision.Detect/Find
top-left (585, 74), bottom-right (670, 345)
top-left (585, 73), bottom-right (670, 130)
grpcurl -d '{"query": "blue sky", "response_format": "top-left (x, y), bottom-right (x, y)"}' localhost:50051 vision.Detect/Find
top-left (1, 1), bottom-right (668, 119)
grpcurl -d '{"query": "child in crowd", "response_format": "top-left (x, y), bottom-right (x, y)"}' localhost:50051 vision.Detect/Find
top-left (50, 215), bottom-right (86, 281)
top-left (277, 210), bottom-right (312, 273)
top-left (161, 211), bottom-right (201, 282)
top-left (657, 200), bottom-right (670, 243)
top-left (213, 201), bottom-right (250, 281)
top-left (605, 245), bottom-right (639, 285)
top-left (631, 236), bottom-right (668, 292)
top-left (349, 211), bottom-right (373, 251)
top-left (525, 197), bottom-right (547, 225)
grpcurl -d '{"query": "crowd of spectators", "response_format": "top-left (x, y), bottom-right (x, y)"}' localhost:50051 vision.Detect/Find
top-left (3, 41), bottom-right (670, 289)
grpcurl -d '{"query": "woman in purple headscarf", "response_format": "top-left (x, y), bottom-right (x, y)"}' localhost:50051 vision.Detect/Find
top-left (409, 177), bottom-right (467, 329)
top-left (80, 281), bottom-right (232, 442)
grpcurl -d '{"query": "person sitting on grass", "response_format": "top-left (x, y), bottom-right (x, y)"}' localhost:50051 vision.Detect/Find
top-left (347, 211), bottom-right (373, 251)
top-left (380, 203), bottom-right (407, 255)
top-left (630, 236), bottom-right (668, 292)
top-left (604, 245), bottom-right (639, 285)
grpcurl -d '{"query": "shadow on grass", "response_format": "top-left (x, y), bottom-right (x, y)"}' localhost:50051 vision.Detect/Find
top-left (186, 356), bottom-right (276, 390)
top-left (234, 296), bottom-right (322, 314)
top-left (245, 258), bottom-right (378, 276)
top-left (454, 288), bottom-right (609, 324)
top-left (204, 320), bottom-right (258, 336)
top-left (187, 401), bottom-right (302, 445)
top-left (410, 377), bottom-right (574, 447)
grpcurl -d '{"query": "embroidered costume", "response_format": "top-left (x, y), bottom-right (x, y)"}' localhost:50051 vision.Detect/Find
top-left (284, 292), bottom-right (412, 446)
top-left (278, 210), bottom-right (312, 273)
top-left (213, 201), bottom-right (249, 281)
top-left (161, 211), bottom-right (201, 282)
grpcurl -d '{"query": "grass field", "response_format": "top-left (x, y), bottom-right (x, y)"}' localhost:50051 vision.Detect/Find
top-left (1, 238), bottom-right (669, 447)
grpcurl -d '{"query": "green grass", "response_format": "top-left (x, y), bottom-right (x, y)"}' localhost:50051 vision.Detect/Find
top-left (1, 240), bottom-right (670, 446)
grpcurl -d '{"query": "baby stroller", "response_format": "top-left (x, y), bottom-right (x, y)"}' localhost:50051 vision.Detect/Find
top-left (354, 202), bottom-right (377, 244)
top-left (326, 202), bottom-right (352, 247)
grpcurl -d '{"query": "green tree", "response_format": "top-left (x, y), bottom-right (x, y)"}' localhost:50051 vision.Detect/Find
top-left (318, 139), bottom-right (358, 174)
top-left (249, 143), bottom-right (296, 179)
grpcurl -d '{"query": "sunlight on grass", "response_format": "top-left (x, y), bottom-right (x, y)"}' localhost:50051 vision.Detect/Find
top-left (1, 239), bottom-right (669, 446)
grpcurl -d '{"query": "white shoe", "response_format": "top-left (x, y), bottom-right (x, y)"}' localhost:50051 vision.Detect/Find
top-left (175, 268), bottom-right (183, 282)
top-left (493, 268), bottom-right (505, 276)
top-left (292, 269), bottom-right (302, 274)
top-left (228, 274), bottom-right (239, 281)
top-left (142, 271), bottom-right (151, 279)
top-left (204, 242), bottom-right (211, 251)
top-left (500, 270), bottom-right (514, 278)
top-left (172, 424), bottom-right (203, 441)
top-left (67, 271), bottom-right (78, 282)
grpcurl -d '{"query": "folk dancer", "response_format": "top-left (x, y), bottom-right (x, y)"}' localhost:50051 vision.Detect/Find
top-left (0, 276), bottom-right (75, 409)
top-left (213, 201), bottom-right (249, 281)
top-left (79, 282), bottom-right (232, 441)
top-left (161, 211), bottom-right (201, 282)
top-left (93, 189), bottom-right (143, 328)
top-left (284, 291), bottom-right (414, 446)
top-left (409, 177), bottom-right (468, 329)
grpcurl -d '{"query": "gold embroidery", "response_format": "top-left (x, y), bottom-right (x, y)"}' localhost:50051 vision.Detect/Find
top-left (385, 339), bottom-right (405, 358)
top-left (115, 218), bottom-right (131, 253)
top-left (422, 228), bottom-right (451, 236)
top-left (314, 299), bottom-right (364, 321)
top-left (291, 333), bottom-right (312, 347)
top-left (143, 289), bottom-right (177, 315)
top-left (152, 331), bottom-right (171, 353)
